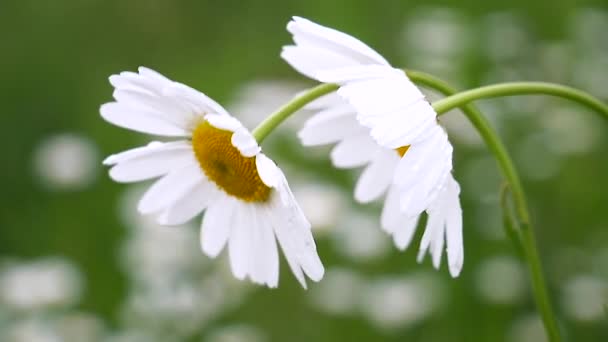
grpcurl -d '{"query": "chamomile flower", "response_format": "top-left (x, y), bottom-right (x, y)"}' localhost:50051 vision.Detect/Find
top-left (300, 94), bottom-right (463, 277)
top-left (101, 67), bottom-right (324, 288)
top-left (282, 16), bottom-right (453, 217)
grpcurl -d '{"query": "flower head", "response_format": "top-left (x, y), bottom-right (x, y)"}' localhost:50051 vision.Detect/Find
top-left (300, 95), bottom-right (463, 276)
top-left (101, 67), bottom-right (324, 288)
top-left (282, 16), bottom-right (453, 217)
top-left (285, 18), bottom-right (463, 276)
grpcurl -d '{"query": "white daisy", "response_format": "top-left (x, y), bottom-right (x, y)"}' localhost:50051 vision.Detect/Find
top-left (282, 16), bottom-right (453, 217)
top-left (300, 94), bottom-right (463, 277)
top-left (101, 67), bottom-right (324, 288)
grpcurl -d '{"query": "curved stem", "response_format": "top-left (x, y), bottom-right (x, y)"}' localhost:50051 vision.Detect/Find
top-left (432, 81), bottom-right (608, 120)
top-left (406, 70), bottom-right (561, 342)
top-left (252, 83), bottom-right (338, 143)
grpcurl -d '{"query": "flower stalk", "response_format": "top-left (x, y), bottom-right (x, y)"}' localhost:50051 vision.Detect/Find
top-left (252, 83), bottom-right (338, 143)
top-left (406, 70), bottom-right (562, 341)
top-left (252, 69), bottom-right (608, 342)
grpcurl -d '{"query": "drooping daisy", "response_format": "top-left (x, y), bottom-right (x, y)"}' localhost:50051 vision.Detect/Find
top-left (282, 16), bottom-right (452, 217)
top-left (101, 67), bottom-right (324, 288)
top-left (284, 17), bottom-right (463, 276)
top-left (300, 94), bottom-right (463, 277)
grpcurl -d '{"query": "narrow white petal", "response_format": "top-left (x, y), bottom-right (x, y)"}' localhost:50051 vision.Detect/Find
top-left (393, 214), bottom-right (420, 251)
top-left (231, 127), bottom-right (260, 157)
top-left (138, 66), bottom-right (172, 84)
top-left (380, 186), bottom-right (402, 233)
top-left (250, 208), bottom-right (280, 287)
top-left (281, 45), bottom-right (359, 81)
top-left (162, 81), bottom-right (230, 116)
top-left (395, 129), bottom-right (453, 216)
top-left (339, 76), bottom-right (427, 124)
top-left (205, 113), bottom-right (242, 132)
top-left (299, 110), bottom-right (364, 146)
top-left (112, 89), bottom-right (194, 129)
top-left (302, 103), bottom-right (354, 128)
top-left (445, 175), bottom-right (463, 277)
top-left (315, 65), bottom-right (402, 84)
top-left (382, 186), bottom-right (420, 250)
top-left (368, 101), bottom-right (438, 148)
top-left (228, 202), bottom-right (253, 279)
top-left (137, 163), bottom-right (203, 214)
top-left (200, 197), bottom-right (235, 257)
top-left (354, 150), bottom-right (398, 203)
top-left (105, 141), bottom-right (195, 183)
top-left (330, 132), bottom-right (378, 169)
top-left (270, 175), bottom-right (324, 288)
top-left (255, 154), bottom-right (280, 188)
top-left (287, 16), bottom-right (389, 66)
top-left (158, 179), bottom-right (220, 226)
top-left (100, 103), bottom-right (190, 137)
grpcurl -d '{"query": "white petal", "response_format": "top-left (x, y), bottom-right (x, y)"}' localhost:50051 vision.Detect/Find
top-left (138, 66), bottom-right (172, 84)
top-left (298, 107), bottom-right (364, 146)
top-left (255, 154), bottom-right (280, 188)
top-left (112, 89), bottom-right (195, 129)
top-left (250, 208), bottom-right (280, 287)
top-left (138, 163), bottom-right (203, 214)
top-left (270, 176), bottom-right (324, 288)
top-left (100, 103), bottom-right (190, 137)
top-left (201, 196), bottom-right (235, 257)
top-left (381, 186), bottom-right (420, 250)
top-left (354, 150), bottom-right (398, 203)
top-left (380, 186), bottom-right (402, 233)
top-left (281, 45), bottom-right (360, 81)
top-left (205, 113), bottom-right (242, 132)
top-left (417, 206), bottom-right (444, 268)
top-left (158, 179), bottom-right (220, 226)
top-left (163, 82), bottom-right (230, 116)
top-left (393, 214), bottom-right (420, 251)
top-left (444, 175), bottom-right (463, 277)
top-left (228, 202), bottom-right (253, 279)
top-left (231, 127), bottom-right (260, 157)
top-left (330, 132), bottom-right (379, 169)
top-left (340, 76), bottom-right (426, 124)
top-left (395, 128), bottom-right (453, 216)
top-left (315, 65), bottom-right (403, 84)
top-left (287, 16), bottom-right (389, 66)
top-left (368, 101), bottom-right (438, 148)
top-left (105, 141), bottom-right (195, 183)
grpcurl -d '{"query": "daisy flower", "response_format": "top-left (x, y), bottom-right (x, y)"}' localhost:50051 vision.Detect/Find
top-left (101, 67), bottom-right (324, 288)
top-left (282, 16), bottom-right (452, 217)
top-left (283, 17), bottom-right (463, 276)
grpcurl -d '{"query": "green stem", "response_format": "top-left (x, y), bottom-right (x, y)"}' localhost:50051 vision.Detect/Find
top-left (432, 81), bottom-right (608, 120)
top-left (406, 70), bottom-right (561, 342)
top-left (252, 83), bottom-right (338, 143)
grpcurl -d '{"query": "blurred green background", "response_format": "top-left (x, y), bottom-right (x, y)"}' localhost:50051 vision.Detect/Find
top-left (1, 0), bottom-right (607, 341)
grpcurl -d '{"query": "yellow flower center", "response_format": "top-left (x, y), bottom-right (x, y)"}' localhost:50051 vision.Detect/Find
top-left (396, 145), bottom-right (410, 157)
top-left (191, 121), bottom-right (271, 202)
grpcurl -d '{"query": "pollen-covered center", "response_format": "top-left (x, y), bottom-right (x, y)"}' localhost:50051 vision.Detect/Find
top-left (192, 122), bottom-right (271, 202)
top-left (396, 145), bottom-right (410, 157)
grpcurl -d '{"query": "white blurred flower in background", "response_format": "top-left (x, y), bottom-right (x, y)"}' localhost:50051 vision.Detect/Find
top-left (330, 210), bottom-right (391, 263)
top-left (0, 258), bottom-right (82, 312)
top-left (310, 267), bottom-right (365, 316)
top-left (475, 255), bottom-right (527, 305)
top-left (507, 314), bottom-right (547, 342)
top-left (561, 274), bottom-right (607, 323)
top-left (205, 324), bottom-right (267, 342)
top-left (33, 133), bottom-right (99, 191)
top-left (360, 273), bottom-right (445, 331)
top-left (291, 181), bottom-right (347, 235)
